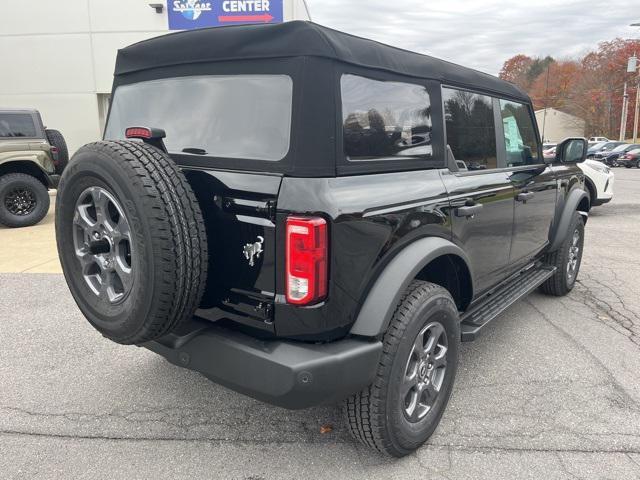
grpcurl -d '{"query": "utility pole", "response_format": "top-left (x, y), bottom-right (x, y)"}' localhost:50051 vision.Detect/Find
top-left (541, 65), bottom-right (550, 142)
top-left (627, 54), bottom-right (640, 142)
top-left (620, 82), bottom-right (629, 141)
top-left (631, 23), bottom-right (640, 141)
top-left (633, 76), bottom-right (640, 143)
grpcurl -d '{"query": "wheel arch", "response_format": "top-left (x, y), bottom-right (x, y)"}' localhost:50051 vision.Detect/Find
top-left (548, 187), bottom-right (588, 252)
top-left (349, 237), bottom-right (473, 338)
top-left (0, 160), bottom-right (51, 187)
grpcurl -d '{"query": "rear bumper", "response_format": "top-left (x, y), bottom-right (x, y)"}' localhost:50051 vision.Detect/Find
top-left (143, 321), bottom-right (382, 409)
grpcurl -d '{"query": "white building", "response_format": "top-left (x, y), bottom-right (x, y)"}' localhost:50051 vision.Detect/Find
top-left (535, 108), bottom-right (585, 143)
top-left (0, 0), bottom-right (311, 154)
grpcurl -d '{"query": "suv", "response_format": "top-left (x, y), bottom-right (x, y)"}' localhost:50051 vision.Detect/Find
top-left (0, 109), bottom-right (68, 227)
top-left (55, 22), bottom-right (589, 457)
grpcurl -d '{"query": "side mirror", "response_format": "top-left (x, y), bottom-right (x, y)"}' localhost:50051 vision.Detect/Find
top-left (555, 137), bottom-right (587, 164)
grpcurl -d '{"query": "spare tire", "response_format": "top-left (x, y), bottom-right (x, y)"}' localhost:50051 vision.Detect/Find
top-left (45, 128), bottom-right (69, 174)
top-left (55, 141), bottom-right (208, 345)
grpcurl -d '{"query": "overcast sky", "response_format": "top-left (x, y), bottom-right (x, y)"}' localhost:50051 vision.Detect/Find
top-left (306, 0), bottom-right (639, 76)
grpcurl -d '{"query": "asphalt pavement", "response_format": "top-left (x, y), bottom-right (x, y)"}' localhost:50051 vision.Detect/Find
top-left (1, 169), bottom-right (639, 479)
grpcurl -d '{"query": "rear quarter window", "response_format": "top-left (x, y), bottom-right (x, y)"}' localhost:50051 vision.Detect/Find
top-left (0, 113), bottom-right (37, 138)
top-left (341, 74), bottom-right (434, 161)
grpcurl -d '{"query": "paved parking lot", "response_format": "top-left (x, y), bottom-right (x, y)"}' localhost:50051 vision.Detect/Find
top-left (1, 169), bottom-right (639, 479)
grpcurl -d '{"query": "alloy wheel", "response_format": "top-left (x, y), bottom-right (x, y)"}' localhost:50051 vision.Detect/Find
top-left (4, 187), bottom-right (37, 216)
top-left (566, 228), bottom-right (581, 282)
top-left (402, 321), bottom-right (448, 422)
top-left (72, 186), bottom-right (133, 304)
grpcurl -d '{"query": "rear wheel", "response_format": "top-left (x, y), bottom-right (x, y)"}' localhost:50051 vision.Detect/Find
top-left (55, 141), bottom-right (208, 344)
top-left (45, 128), bottom-right (69, 174)
top-left (344, 281), bottom-right (459, 457)
top-left (0, 173), bottom-right (50, 228)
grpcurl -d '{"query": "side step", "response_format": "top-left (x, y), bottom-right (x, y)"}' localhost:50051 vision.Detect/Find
top-left (460, 264), bottom-right (556, 342)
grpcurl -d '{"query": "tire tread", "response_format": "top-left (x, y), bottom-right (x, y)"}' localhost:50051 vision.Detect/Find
top-left (344, 280), bottom-right (455, 456)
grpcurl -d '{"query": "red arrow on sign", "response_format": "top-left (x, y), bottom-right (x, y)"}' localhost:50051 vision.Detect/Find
top-left (218, 13), bottom-right (274, 23)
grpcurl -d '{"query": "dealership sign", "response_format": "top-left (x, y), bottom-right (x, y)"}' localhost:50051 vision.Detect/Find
top-left (168, 0), bottom-right (283, 30)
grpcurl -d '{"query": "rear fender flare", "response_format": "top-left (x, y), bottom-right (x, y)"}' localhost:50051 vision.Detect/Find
top-left (548, 188), bottom-right (588, 252)
top-left (349, 237), bottom-right (472, 337)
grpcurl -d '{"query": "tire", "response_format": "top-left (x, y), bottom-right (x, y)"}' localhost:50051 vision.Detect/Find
top-left (45, 128), bottom-right (69, 174)
top-left (344, 281), bottom-right (460, 457)
top-left (540, 211), bottom-right (584, 296)
top-left (0, 173), bottom-right (50, 228)
top-left (55, 140), bottom-right (208, 345)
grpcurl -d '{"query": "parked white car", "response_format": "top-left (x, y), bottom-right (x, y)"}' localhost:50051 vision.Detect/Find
top-left (579, 159), bottom-right (614, 207)
top-left (589, 136), bottom-right (610, 143)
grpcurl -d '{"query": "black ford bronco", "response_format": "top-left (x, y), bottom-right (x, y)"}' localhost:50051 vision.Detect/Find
top-left (55, 22), bottom-right (589, 456)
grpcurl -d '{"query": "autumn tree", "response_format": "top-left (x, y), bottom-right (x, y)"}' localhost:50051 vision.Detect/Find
top-left (529, 60), bottom-right (580, 111)
top-left (499, 38), bottom-right (640, 138)
top-left (499, 54), bottom-right (534, 90)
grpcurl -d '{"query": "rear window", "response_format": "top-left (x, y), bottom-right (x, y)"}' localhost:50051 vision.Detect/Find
top-left (105, 75), bottom-right (293, 161)
top-left (0, 113), bottom-right (37, 138)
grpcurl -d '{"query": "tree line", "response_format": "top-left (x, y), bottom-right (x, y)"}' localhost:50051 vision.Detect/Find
top-left (499, 38), bottom-right (640, 139)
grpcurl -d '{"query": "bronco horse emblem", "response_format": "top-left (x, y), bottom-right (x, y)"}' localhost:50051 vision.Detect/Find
top-left (243, 236), bottom-right (264, 267)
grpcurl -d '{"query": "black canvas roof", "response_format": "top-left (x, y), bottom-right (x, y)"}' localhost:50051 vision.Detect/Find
top-left (115, 21), bottom-right (528, 101)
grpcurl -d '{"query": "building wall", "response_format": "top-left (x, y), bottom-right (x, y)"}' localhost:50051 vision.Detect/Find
top-left (0, 0), bottom-right (310, 154)
top-left (535, 108), bottom-right (585, 143)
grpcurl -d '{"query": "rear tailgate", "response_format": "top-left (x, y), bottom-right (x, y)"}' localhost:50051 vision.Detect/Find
top-left (184, 169), bottom-right (282, 330)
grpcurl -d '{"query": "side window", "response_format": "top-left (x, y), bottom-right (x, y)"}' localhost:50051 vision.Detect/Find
top-left (499, 100), bottom-right (540, 166)
top-left (0, 113), bottom-right (37, 138)
top-left (443, 88), bottom-right (497, 170)
top-left (341, 74), bottom-right (433, 161)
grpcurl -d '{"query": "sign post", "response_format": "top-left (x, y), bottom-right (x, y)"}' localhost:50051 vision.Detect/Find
top-left (168, 0), bottom-right (283, 30)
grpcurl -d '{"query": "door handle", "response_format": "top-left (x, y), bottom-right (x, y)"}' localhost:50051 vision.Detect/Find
top-left (516, 192), bottom-right (535, 202)
top-left (456, 203), bottom-right (483, 217)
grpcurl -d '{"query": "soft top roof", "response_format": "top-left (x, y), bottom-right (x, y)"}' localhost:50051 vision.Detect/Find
top-left (115, 21), bottom-right (528, 101)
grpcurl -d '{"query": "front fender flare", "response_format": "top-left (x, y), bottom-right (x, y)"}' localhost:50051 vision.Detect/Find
top-left (349, 237), bottom-right (472, 337)
top-left (548, 188), bottom-right (588, 252)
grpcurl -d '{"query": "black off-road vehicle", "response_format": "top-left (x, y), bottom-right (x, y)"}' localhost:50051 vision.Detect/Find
top-left (56, 22), bottom-right (589, 456)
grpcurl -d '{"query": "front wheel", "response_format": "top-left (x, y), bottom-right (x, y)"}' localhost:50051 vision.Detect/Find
top-left (344, 281), bottom-right (459, 457)
top-left (540, 211), bottom-right (584, 296)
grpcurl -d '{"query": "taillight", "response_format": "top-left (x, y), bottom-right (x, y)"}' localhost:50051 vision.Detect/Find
top-left (286, 216), bottom-right (328, 305)
top-left (125, 127), bottom-right (152, 139)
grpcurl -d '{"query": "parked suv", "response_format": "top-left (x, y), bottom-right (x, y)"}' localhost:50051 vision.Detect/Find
top-left (599, 143), bottom-right (640, 167)
top-left (588, 140), bottom-right (624, 159)
top-left (0, 109), bottom-right (68, 227)
top-left (55, 22), bottom-right (589, 457)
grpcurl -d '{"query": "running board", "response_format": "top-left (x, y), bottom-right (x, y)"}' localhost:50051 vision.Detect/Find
top-left (460, 264), bottom-right (556, 342)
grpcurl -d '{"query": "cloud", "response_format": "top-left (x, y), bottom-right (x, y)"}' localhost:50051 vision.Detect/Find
top-left (305, 0), bottom-right (639, 75)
